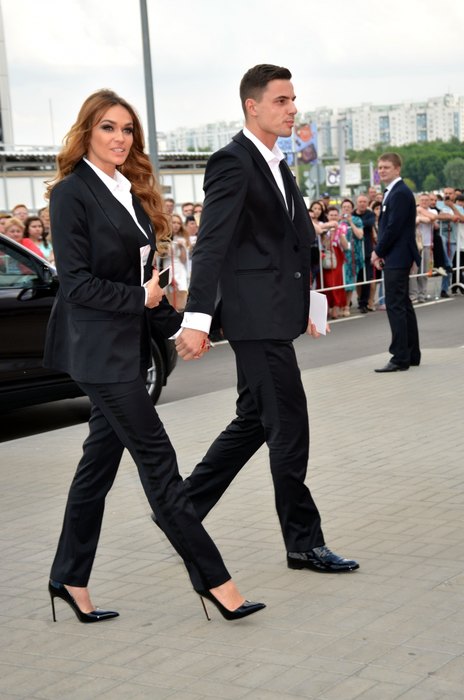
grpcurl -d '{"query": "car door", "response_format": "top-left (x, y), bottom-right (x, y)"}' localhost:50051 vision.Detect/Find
top-left (0, 237), bottom-right (58, 382)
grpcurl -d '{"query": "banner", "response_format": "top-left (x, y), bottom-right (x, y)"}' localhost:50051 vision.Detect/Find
top-left (277, 123), bottom-right (318, 166)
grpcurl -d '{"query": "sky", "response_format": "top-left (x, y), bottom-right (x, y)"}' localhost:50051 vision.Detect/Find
top-left (2, 0), bottom-right (464, 147)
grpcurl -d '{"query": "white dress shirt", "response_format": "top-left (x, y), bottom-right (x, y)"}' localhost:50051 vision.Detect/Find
top-left (382, 176), bottom-right (402, 205)
top-left (83, 158), bottom-right (151, 291)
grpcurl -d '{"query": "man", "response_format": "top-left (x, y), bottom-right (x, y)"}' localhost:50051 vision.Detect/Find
top-left (163, 197), bottom-right (175, 215)
top-left (354, 194), bottom-right (376, 312)
top-left (175, 64), bottom-right (358, 574)
top-left (412, 193), bottom-right (438, 302)
top-left (436, 187), bottom-right (463, 297)
top-left (181, 201), bottom-right (195, 220)
top-left (320, 192), bottom-right (331, 212)
top-left (371, 152), bottom-right (421, 372)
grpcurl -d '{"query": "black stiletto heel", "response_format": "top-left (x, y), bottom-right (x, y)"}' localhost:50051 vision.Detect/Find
top-left (48, 580), bottom-right (119, 624)
top-left (197, 589), bottom-right (266, 621)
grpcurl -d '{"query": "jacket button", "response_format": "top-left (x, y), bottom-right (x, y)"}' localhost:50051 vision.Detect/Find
top-left (294, 272), bottom-right (301, 279)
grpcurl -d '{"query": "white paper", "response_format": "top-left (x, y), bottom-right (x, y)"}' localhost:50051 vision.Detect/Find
top-left (310, 291), bottom-right (328, 336)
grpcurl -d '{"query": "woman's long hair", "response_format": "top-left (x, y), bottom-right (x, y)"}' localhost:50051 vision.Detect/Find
top-left (46, 89), bottom-right (169, 251)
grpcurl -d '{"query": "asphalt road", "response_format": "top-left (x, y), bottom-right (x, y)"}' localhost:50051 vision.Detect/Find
top-left (1, 295), bottom-right (462, 442)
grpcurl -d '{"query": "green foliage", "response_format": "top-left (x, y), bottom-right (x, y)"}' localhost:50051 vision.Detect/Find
top-left (403, 177), bottom-right (417, 191)
top-left (443, 158), bottom-right (464, 188)
top-left (422, 173), bottom-right (440, 191)
top-left (346, 139), bottom-right (464, 191)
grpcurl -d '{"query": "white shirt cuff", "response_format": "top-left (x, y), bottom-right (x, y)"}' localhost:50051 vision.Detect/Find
top-left (181, 312), bottom-right (212, 333)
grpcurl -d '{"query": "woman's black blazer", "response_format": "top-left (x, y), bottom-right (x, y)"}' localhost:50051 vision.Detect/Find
top-left (44, 160), bottom-right (181, 383)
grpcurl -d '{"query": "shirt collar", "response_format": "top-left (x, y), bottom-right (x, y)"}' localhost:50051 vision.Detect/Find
top-left (83, 157), bottom-right (132, 193)
top-left (384, 176), bottom-right (402, 193)
top-left (243, 126), bottom-right (285, 166)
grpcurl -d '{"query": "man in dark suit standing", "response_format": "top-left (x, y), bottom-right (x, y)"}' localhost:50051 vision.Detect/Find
top-left (175, 64), bottom-right (358, 574)
top-left (371, 152), bottom-right (421, 372)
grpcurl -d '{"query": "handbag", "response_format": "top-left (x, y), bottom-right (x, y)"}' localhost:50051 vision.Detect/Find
top-left (322, 247), bottom-right (338, 270)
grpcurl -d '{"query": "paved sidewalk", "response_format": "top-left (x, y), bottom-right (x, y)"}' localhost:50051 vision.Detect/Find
top-left (1, 346), bottom-right (463, 700)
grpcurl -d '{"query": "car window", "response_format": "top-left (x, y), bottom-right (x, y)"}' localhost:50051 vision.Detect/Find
top-left (0, 242), bottom-right (44, 288)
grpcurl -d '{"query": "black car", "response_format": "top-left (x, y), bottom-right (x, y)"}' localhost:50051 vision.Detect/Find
top-left (0, 234), bottom-right (177, 411)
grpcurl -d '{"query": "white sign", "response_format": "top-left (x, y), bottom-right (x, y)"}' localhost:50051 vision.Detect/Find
top-left (325, 163), bottom-right (362, 187)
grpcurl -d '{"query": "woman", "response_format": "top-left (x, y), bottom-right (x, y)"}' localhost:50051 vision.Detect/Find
top-left (340, 199), bottom-right (364, 316)
top-left (23, 215), bottom-right (54, 261)
top-left (308, 200), bottom-right (328, 287)
top-left (166, 214), bottom-right (190, 311)
top-left (371, 200), bottom-right (384, 309)
top-left (44, 89), bottom-right (265, 624)
top-left (3, 217), bottom-right (25, 243)
top-left (319, 206), bottom-right (348, 319)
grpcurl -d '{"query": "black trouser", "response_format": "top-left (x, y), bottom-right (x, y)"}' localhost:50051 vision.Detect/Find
top-left (384, 267), bottom-right (421, 367)
top-left (50, 373), bottom-right (230, 592)
top-left (185, 339), bottom-right (324, 553)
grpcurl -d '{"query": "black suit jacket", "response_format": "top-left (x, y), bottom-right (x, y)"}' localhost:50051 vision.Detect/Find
top-left (43, 160), bottom-right (181, 383)
top-left (185, 131), bottom-right (315, 340)
top-left (375, 179), bottom-right (421, 269)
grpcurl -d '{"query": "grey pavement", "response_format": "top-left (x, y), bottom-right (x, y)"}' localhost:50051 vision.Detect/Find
top-left (1, 344), bottom-right (464, 699)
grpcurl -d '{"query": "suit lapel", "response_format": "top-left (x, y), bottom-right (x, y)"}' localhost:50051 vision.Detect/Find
top-left (74, 161), bottom-right (151, 271)
top-left (232, 131), bottom-right (290, 217)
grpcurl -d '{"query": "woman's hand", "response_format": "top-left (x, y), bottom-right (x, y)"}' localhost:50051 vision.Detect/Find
top-left (144, 269), bottom-right (164, 308)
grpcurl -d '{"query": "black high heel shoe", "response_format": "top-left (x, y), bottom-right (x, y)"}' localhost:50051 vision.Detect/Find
top-left (48, 580), bottom-right (119, 624)
top-left (197, 589), bottom-right (266, 621)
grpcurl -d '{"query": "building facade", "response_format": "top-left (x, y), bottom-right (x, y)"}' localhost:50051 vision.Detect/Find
top-left (303, 94), bottom-right (464, 157)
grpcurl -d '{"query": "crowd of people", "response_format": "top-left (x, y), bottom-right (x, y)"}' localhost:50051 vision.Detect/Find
top-left (2, 185), bottom-right (463, 319)
top-left (161, 186), bottom-right (464, 318)
top-left (1, 203), bottom-right (53, 262)
top-left (307, 186), bottom-right (464, 319)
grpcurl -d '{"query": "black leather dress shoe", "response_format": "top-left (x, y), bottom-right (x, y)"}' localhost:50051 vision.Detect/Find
top-left (287, 546), bottom-right (359, 573)
top-left (374, 361), bottom-right (408, 373)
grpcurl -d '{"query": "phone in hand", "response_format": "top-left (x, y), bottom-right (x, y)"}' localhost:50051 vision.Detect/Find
top-left (158, 266), bottom-right (171, 288)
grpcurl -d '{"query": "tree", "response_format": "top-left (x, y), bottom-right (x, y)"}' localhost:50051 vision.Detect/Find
top-left (422, 173), bottom-right (440, 192)
top-left (403, 177), bottom-right (417, 192)
top-left (443, 158), bottom-right (464, 188)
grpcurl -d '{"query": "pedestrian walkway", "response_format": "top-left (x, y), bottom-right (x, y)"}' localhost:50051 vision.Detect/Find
top-left (1, 346), bottom-right (463, 700)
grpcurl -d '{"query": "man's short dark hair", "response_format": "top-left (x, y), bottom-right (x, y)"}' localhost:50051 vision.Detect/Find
top-left (239, 64), bottom-right (292, 116)
top-left (378, 152), bottom-right (402, 169)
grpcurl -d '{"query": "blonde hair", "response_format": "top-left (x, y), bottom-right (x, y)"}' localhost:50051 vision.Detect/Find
top-left (4, 216), bottom-right (25, 232)
top-left (46, 89), bottom-right (169, 252)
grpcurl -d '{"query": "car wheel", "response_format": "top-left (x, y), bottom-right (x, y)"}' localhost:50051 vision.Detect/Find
top-left (146, 339), bottom-right (166, 405)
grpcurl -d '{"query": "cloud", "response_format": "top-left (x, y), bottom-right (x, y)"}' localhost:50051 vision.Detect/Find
top-left (2, 0), bottom-right (464, 144)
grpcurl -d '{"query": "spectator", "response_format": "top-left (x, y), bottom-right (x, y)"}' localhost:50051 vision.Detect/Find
top-left (24, 215), bottom-right (53, 261)
top-left (4, 217), bottom-right (24, 243)
top-left (163, 197), bottom-right (175, 215)
top-left (436, 186), bottom-right (461, 297)
top-left (452, 194), bottom-right (464, 288)
top-left (0, 212), bottom-right (11, 234)
top-left (38, 206), bottom-right (51, 238)
top-left (181, 201), bottom-right (194, 219)
top-left (12, 203), bottom-right (29, 223)
top-left (354, 194), bottom-right (376, 313)
top-left (320, 191), bottom-right (331, 212)
top-left (411, 193), bottom-right (438, 303)
top-left (193, 203), bottom-right (203, 219)
top-left (320, 206), bottom-right (348, 319)
top-left (308, 200), bottom-right (327, 286)
top-left (371, 201), bottom-right (384, 309)
top-left (167, 214), bottom-right (190, 311)
top-left (340, 199), bottom-right (364, 316)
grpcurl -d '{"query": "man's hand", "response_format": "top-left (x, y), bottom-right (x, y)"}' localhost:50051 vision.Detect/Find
top-left (306, 317), bottom-right (330, 337)
top-left (175, 328), bottom-right (210, 361)
top-left (144, 269), bottom-right (164, 308)
top-left (371, 250), bottom-right (384, 270)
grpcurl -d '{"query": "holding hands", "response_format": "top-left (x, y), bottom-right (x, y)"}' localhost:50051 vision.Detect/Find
top-left (175, 328), bottom-right (211, 360)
